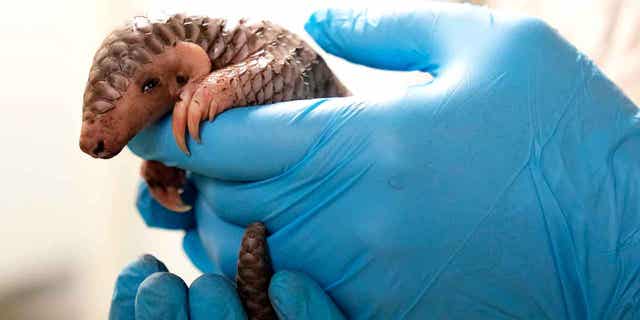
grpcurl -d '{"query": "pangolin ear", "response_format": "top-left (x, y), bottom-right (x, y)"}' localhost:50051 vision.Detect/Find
top-left (174, 42), bottom-right (211, 80)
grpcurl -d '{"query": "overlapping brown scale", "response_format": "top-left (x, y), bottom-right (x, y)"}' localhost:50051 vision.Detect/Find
top-left (198, 18), bottom-right (224, 56)
top-left (245, 31), bottom-right (264, 55)
top-left (195, 18), bottom-right (212, 49)
top-left (251, 71), bottom-right (263, 93)
top-left (88, 68), bottom-right (105, 85)
top-left (263, 81), bottom-right (274, 102)
top-left (229, 25), bottom-right (250, 64)
top-left (83, 84), bottom-right (94, 102)
top-left (88, 100), bottom-right (115, 114)
top-left (183, 17), bottom-right (201, 42)
top-left (205, 19), bottom-right (225, 43)
top-left (100, 56), bottom-right (121, 74)
top-left (84, 15), bottom-right (182, 117)
top-left (294, 75), bottom-right (305, 98)
top-left (242, 80), bottom-right (255, 104)
top-left (166, 14), bottom-right (186, 40)
top-left (261, 61), bottom-right (273, 83)
top-left (271, 56), bottom-right (283, 74)
top-left (93, 47), bottom-right (109, 64)
top-left (120, 30), bottom-right (145, 44)
top-left (208, 35), bottom-right (226, 63)
top-left (93, 81), bottom-right (121, 101)
top-left (231, 44), bottom-right (251, 65)
top-left (239, 65), bottom-right (251, 85)
top-left (103, 33), bottom-right (120, 46)
top-left (129, 47), bottom-right (153, 64)
top-left (272, 73), bottom-right (283, 93)
top-left (283, 84), bottom-right (295, 101)
top-left (236, 223), bottom-right (277, 320)
top-left (272, 92), bottom-right (283, 102)
top-left (152, 22), bottom-right (177, 46)
top-left (260, 62), bottom-right (275, 104)
top-left (120, 58), bottom-right (140, 77)
top-left (255, 89), bottom-right (265, 103)
top-left (144, 34), bottom-right (164, 54)
top-left (214, 30), bottom-right (239, 68)
top-left (282, 59), bottom-right (295, 85)
top-left (109, 41), bottom-right (128, 57)
top-left (108, 73), bottom-right (130, 92)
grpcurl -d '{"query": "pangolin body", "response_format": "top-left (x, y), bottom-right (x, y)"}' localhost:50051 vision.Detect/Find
top-left (79, 14), bottom-right (349, 319)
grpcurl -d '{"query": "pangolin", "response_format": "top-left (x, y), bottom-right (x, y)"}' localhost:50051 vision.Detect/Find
top-left (79, 14), bottom-right (349, 319)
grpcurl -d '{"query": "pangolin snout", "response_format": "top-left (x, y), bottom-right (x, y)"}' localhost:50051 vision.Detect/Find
top-left (80, 135), bottom-right (117, 159)
top-left (79, 124), bottom-right (124, 159)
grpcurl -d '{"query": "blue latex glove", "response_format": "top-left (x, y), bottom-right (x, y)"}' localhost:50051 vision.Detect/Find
top-left (108, 254), bottom-right (344, 319)
top-left (129, 3), bottom-right (640, 319)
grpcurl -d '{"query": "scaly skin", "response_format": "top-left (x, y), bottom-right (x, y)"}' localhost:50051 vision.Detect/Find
top-left (237, 222), bottom-right (276, 320)
top-left (79, 14), bottom-right (349, 319)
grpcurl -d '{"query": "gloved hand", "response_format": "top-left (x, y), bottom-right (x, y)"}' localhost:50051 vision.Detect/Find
top-left (108, 254), bottom-right (344, 319)
top-left (129, 3), bottom-right (640, 319)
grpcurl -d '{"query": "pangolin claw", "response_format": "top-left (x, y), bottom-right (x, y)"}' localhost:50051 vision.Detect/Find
top-left (148, 185), bottom-right (192, 213)
top-left (173, 82), bottom-right (214, 154)
top-left (187, 90), bottom-right (205, 144)
top-left (141, 160), bottom-right (190, 212)
top-left (173, 86), bottom-right (194, 155)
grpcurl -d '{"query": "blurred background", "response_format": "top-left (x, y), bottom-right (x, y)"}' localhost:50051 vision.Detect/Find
top-left (0, 0), bottom-right (637, 318)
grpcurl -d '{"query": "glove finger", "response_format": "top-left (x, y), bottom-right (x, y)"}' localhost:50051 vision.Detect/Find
top-left (189, 274), bottom-right (247, 320)
top-left (109, 255), bottom-right (168, 320)
top-left (129, 96), bottom-right (373, 182)
top-left (269, 271), bottom-right (345, 320)
top-left (305, 4), bottom-right (498, 74)
top-left (183, 228), bottom-right (218, 274)
top-left (135, 272), bottom-right (189, 320)
top-left (186, 122), bottom-right (376, 227)
top-left (136, 180), bottom-right (196, 230)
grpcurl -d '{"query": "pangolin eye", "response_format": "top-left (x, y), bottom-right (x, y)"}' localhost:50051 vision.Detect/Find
top-left (141, 78), bottom-right (160, 93)
top-left (176, 75), bottom-right (188, 86)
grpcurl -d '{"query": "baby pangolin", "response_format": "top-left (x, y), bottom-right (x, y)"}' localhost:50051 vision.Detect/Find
top-left (79, 14), bottom-right (349, 319)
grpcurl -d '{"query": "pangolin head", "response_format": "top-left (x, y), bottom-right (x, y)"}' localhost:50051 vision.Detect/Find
top-left (79, 14), bottom-right (212, 158)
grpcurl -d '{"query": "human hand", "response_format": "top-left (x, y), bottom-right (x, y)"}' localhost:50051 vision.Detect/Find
top-left (108, 254), bottom-right (344, 319)
top-left (130, 3), bottom-right (640, 318)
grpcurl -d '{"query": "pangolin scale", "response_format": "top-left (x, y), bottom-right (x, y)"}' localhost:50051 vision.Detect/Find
top-left (79, 14), bottom-right (349, 319)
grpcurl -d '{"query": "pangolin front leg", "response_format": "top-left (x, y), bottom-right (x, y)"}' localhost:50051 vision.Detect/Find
top-left (142, 21), bottom-right (349, 207)
top-left (140, 160), bottom-right (190, 212)
top-left (172, 39), bottom-right (349, 154)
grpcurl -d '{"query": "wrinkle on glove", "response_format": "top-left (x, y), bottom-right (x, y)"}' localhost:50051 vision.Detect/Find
top-left (129, 3), bottom-right (640, 319)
